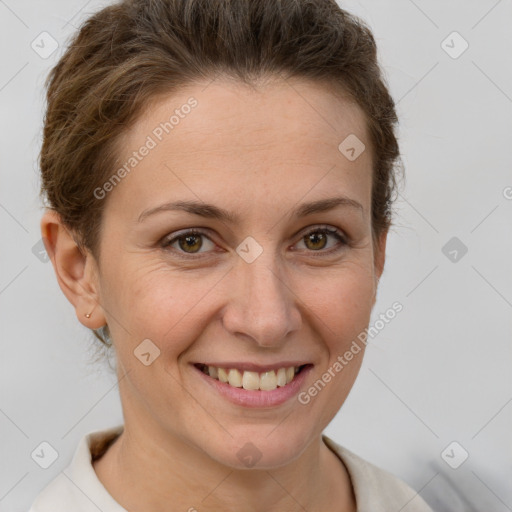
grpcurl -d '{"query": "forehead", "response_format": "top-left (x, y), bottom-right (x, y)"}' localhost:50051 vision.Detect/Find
top-left (108, 77), bottom-right (373, 221)
top-left (128, 77), bottom-right (369, 153)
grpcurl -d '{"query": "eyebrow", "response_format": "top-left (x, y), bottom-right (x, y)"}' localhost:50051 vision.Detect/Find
top-left (137, 196), bottom-right (364, 224)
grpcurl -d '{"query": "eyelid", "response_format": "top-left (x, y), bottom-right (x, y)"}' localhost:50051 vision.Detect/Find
top-left (160, 228), bottom-right (217, 259)
top-left (300, 225), bottom-right (347, 242)
top-left (293, 225), bottom-right (348, 254)
top-left (160, 224), bottom-right (348, 258)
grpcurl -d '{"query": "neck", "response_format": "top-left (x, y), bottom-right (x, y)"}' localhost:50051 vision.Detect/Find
top-left (93, 424), bottom-right (356, 512)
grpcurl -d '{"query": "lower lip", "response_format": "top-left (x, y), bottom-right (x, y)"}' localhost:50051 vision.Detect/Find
top-left (193, 365), bottom-right (313, 408)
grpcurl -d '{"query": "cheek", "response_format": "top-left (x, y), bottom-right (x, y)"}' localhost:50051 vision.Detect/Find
top-left (293, 266), bottom-right (373, 424)
top-left (299, 260), bottom-right (376, 343)
top-left (101, 241), bottom-right (376, 357)
top-left (101, 258), bottom-right (220, 354)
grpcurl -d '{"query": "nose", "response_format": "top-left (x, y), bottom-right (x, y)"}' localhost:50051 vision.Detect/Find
top-left (221, 248), bottom-right (302, 348)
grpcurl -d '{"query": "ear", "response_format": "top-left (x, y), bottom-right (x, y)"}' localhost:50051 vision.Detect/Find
top-left (40, 210), bottom-right (106, 329)
top-left (372, 228), bottom-right (388, 304)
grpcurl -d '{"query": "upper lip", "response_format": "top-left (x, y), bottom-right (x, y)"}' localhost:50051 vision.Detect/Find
top-left (193, 362), bottom-right (312, 372)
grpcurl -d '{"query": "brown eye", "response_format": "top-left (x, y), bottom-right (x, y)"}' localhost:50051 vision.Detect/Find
top-left (296, 227), bottom-right (347, 254)
top-left (304, 231), bottom-right (328, 251)
top-left (178, 233), bottom-right (203, 253)
top-left (161, 229), bottom-right (216, 257)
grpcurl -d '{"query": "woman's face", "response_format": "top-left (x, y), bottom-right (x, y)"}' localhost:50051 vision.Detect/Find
top-left (93, 77), bottom-right (386, 468)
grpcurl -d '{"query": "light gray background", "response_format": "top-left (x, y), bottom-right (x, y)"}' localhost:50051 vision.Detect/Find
top-left (1, 1), bottom-right (511, 510)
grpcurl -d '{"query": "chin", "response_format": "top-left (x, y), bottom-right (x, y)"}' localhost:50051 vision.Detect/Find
top-left (200, 425), bottom-right (314, 470)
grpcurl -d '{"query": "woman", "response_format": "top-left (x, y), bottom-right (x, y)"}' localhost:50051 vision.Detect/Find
top-left (30, 0), bottom-right (434, 510)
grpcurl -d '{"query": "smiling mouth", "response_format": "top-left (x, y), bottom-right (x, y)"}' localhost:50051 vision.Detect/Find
top-left (194, 363), bottom-right (310, 391)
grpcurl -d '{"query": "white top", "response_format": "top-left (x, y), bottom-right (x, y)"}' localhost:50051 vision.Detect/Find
top-left (28, 425), bottom-right (433, 512)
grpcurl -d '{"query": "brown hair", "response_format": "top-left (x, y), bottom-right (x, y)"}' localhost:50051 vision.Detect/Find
top-left (40, 0), bottom-right (401, 348)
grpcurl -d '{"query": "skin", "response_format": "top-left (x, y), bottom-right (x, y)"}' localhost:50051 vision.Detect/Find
top-left (42, 77), bottom-right (387, 512)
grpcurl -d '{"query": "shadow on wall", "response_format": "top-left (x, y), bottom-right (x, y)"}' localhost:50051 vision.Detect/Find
top-left (422, 462), bottom-right (505, 512)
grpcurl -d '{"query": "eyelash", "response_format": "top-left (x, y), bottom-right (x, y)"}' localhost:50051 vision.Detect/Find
top-left (160, 226), bottom-right (348, 260)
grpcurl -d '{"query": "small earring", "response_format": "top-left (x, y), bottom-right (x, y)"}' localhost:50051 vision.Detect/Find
top-left (85, 311), bottom-right (92, 318)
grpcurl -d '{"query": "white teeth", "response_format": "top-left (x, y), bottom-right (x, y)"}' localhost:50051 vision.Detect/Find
top-left (200, 364), bottom-right (304, 391)
top-left (242, 371), bottom-right (260, 390)
top-left (260, 370), bottom-right (277, 391)
top-left (228, 368), bottom-right (243, 388)
top-left (218, 367), bottom-right (229, 383)
top-left (276, 367), bottom-right (287, 387)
